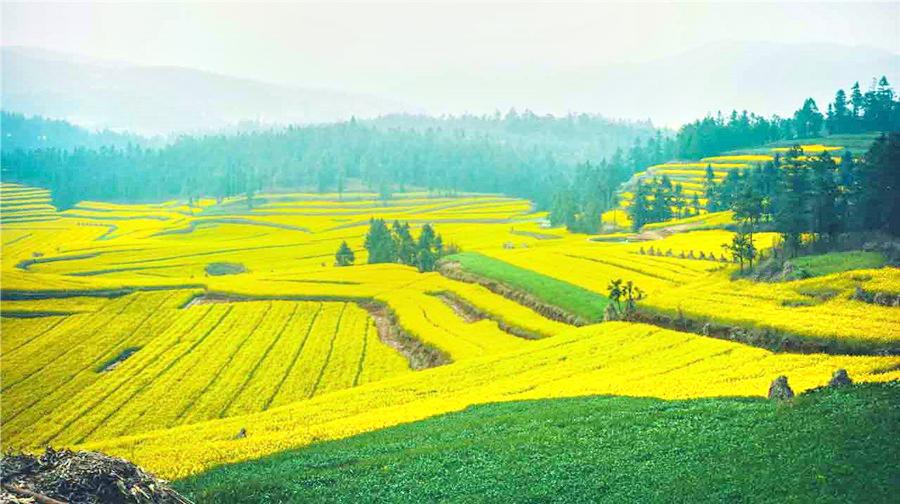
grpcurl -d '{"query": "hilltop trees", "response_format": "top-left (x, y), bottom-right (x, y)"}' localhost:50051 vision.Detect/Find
top-left (674, 77), bottom-right (899, 159)
top-left (362, 219), bottom-right (449, 272)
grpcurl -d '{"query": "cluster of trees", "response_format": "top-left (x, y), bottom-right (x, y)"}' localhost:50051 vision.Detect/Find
top-left (708, 134), bottom-right (900, 265)
top-left (674, 76), bottom-right (899, 159)
top-left (555, 77), bottom-right (898, 234)
top-left (549, 132), bottom-right (676, 232)
top-left (359, 219), bottom-right (451, 272)
top-left (627, 175), bottom-right (703, 231)
top-left (1, 111), bottom-right (655, 210)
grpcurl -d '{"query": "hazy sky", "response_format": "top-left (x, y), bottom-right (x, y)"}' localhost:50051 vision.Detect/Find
top-left (3, 1), bottom-right (899, 119)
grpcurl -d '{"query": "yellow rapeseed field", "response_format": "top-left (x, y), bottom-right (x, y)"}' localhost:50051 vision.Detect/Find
top-left (1, 182), bottom-right (898, 481)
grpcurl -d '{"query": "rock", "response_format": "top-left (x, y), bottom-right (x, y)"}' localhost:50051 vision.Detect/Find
top-left (768, 375), bottom-right (794, 401)
top-left (828, 369), bottom-right (853, 388)
top-left (0, 447), bottom-right (189, 504)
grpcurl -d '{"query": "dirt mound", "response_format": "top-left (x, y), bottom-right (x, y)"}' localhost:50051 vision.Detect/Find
top-left (1, 448), bottom-right (191, 504)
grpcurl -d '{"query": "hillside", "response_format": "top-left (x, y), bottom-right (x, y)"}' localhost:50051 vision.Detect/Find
top-left (1, 181), bottom-right (898, 485)
top-left (175, 383), bottom-right (900, 503)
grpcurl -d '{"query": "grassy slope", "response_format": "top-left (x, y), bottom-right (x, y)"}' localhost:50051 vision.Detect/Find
top-left (447, 251), bottom-right (607, 322)
top-left (791, 251), bottom-right (886, 278)
top-left (177, 383), bottom-right (900, 503)
top-left (729, 133), bottom-right (882, 155)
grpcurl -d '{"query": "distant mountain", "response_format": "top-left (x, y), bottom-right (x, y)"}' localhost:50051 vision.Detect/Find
top-left (1, 47), bottom-right (411, 135)
top-left (387, 42), bottom-right (900, 127)
top-left (559, 41), bottom-right (900, 127)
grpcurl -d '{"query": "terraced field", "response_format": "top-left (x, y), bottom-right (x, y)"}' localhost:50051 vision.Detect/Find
top-left (1, 182), bottom-right (898, 482)
top-left (0, 183), bottom-right (59, 224)
top-left (1, 292), bottom-right (411, 448)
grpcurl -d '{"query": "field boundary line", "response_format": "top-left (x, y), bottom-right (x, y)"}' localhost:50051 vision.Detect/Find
top-left (308, 303), bottom-right (348, 399)
top-left (352, 320), bottom-right (370, 387)
top-left (173, 303), bottom-right (273, 423)
top-left (263, 303), bottom-right (323, 410)
top-left (218, 304), bottom-right (301, 418)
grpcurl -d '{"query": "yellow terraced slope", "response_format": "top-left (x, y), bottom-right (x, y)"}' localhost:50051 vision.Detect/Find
top-left (76, 322), bottom-right (900, 479)
top-left (1, 183), bottom-right (898, 482)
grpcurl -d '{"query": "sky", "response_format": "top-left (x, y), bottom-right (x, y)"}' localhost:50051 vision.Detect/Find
top-left (3, 1), bottom-right (899, 122)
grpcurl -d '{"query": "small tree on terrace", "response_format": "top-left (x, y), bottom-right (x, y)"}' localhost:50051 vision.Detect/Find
top-left (722, 226), bottom-right (756, 273)
top-left (334, 241), bottom-right (355, 267)
top-left (605, 278), bottom-right (645, 321)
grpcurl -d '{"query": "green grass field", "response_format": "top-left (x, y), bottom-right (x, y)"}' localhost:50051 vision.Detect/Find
top-left (176, 382), bottom-right (900, 503)
top-left (791, 251), bottom-right (887, 278)
top-left (446, 251), bottom-right (608, 322)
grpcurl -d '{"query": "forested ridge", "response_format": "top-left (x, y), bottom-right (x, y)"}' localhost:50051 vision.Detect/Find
top-left (1, 77), bottom-right (897, 215)
top-left (0, 112), bottom-right (656, 209)
top-left (550, 77), bottom-right (900, 233)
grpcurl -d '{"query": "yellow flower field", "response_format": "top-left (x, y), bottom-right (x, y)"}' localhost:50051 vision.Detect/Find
top-left (1, 182), bottom-right (898, 483)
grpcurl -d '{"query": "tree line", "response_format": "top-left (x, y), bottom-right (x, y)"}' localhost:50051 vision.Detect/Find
top-left (0, 111), bottom-right (656, 210)
top-left (676, 76), bottom-right (898, 159)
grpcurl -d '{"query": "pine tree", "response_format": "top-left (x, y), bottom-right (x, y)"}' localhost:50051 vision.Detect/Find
top-left (391, 220), bottom-right (417, 265)
top-left (809, 150), bottom-right (840, 244)
top-left (773, 146), bottom-right (810, 255)
top-left (334, 241), bottom-right (355, 267)
top-left (415, 223), bottom-right (439, 272)
top-left (627, 181), bottom-right (652, 231)
top-left (850, 81), bottom-right (864, 130)
top-left (364, 218), bottom-right (396, 263)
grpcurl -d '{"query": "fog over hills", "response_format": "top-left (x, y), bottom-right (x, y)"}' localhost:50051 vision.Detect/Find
top-left (2, 42), bottom-right (898, 135)
top-left (411, 41), bottom-right (900, 127)
top-left (1, 46), bottom-right (413, 135)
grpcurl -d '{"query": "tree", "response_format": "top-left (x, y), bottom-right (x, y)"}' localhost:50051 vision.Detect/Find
top-left (704, 164), bottom-right (720, 212)
top-left (809, 150), bottom-right (840, 244)
top-left (415, 223), bottom-right (440, 272)
top-left (627, 181), bottom-right (652, 231)
top-left (850, 81), bottom-right (864, 125)
top-left (650, 178), bottom-right (674, 222)
top-left (363, 218), bottom-right (396, 263)
top-left (828, 89), bottom-right (851, 134)
top-left (722, 227), bottom-right (754, 273)
top-left (773, 146), bottom-right (810, 256)
top-left (793, 98), bottom-right (824, 138)
top-left (605, 278), bottom-right (644, 321)
top-left (334, 241), bottom-right (355, 266)
top-left (856, 133), bottom-right (900, 235)
top-left (391, 220), bottom-right (417, 265)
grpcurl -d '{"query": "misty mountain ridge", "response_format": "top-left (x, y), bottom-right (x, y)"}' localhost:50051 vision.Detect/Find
top-left (2, 41), bottom-right (898, 135)
top-left (1, 46), bottom-right (413, 136)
